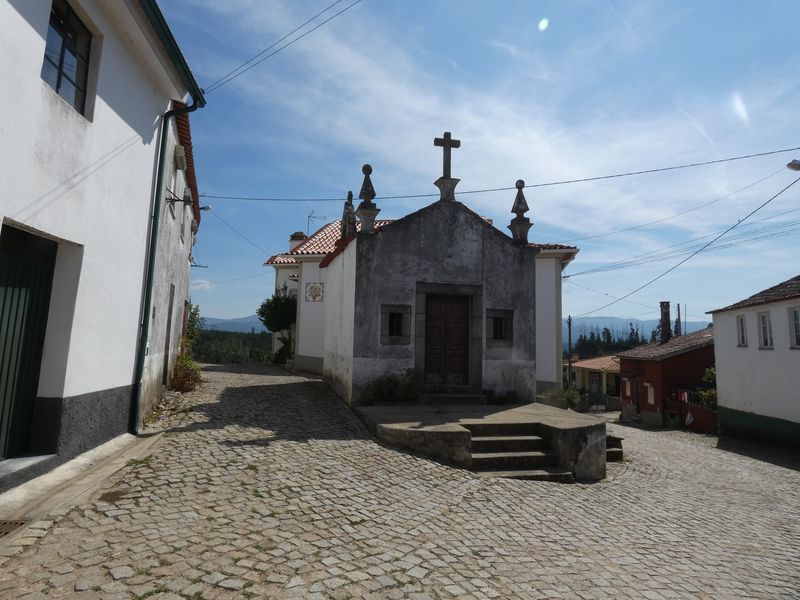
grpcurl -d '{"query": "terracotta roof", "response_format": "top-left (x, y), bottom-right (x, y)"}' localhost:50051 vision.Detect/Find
top-left (265, 217), bottom-right (578, 266)
top-left (264, 220), bottom-right (393, 265)
top-left (571, 355), bottom-right (620, 373)
top-left (265, 254), bottom-right (298, 265)
top-left (617, 327), bottom-right (714, 362)
top-left (529, 243), bottom-right (578, 251)
top-left (173, 101), bottom-right (201, 225)
top-left (709, 274), bottom-right (800, 314)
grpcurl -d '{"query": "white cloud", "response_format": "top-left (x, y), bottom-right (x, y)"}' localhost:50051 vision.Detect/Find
top-left (191, 279), bottom-right (216, 291)
top-left (731, 91), bottom-right (750, 127)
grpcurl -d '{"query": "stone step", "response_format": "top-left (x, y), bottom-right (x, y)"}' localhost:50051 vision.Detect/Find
top-left (470, 450), bottom-right (559, 471)
top-left (419, 394), bottom-right (487, 405)
top-left (607, 435), bottom-right (624, 449)
top-left (470, 435), bottom-right (547, 453)
top-left (462, 422), bottom-right (540, 437)
top-left (475, 468), bottom-right (575, 483)
top-left (607, 447), bottom-right (624, 462)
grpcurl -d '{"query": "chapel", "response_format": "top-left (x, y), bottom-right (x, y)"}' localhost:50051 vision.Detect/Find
top-left (265, 133), bottom-right (578, 404)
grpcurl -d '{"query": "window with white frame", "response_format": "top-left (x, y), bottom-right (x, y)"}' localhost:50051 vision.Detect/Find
top-left (791, 307), bottom-right (800, 349)
top-left (736, 315), bottom-right (747, 347)
top-left (758, 311), bottom-right (773, 349)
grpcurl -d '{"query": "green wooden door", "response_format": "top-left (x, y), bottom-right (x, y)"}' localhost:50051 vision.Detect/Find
top-left (0, 228), bottom-right (56, 459)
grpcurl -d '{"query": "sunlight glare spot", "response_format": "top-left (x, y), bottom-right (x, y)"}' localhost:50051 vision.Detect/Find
top-left (538, 18), bottom-right (549, 31)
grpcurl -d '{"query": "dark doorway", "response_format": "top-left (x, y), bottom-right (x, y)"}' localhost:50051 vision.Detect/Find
top-left (424, 294), bottom-right (469, 384)
top-left (0, 226), bottom-right (57, 459)
top-left (633, 378), bottom-right (641, 415)
top-left (162, 284), bottom-right (175, 385)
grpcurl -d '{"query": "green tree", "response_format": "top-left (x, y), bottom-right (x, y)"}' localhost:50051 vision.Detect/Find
top-left (185, 304), bottom-right (204, 353)
top-left (257, 290), bottom-right (297, 360)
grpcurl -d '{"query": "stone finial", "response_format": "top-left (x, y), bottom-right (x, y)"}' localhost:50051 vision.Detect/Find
top-left (340, 191), bottom-right (357, 239)
top-left (358, 164), bottom-right (376, 207)
top-left (356, 164), bottom-right (380, 233)
top-left (433, 131), bottom-right (461, 202)
top-left (508, 179), bottom-right (532, 244)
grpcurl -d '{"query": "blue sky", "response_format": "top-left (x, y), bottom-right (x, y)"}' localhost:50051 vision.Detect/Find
top-left (161, 0), bottom-right (800, 322)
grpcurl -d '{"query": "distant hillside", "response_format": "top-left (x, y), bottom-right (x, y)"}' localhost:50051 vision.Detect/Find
top-left (561, 317), bottom-right (709, 350)
top-left (204, 314), bottom-right (267, 333)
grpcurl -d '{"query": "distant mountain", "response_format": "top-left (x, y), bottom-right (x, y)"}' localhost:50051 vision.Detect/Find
top-left (203, 314), bottom-right (267, 333)
top-left (561, 316), bottom-right (710, 350)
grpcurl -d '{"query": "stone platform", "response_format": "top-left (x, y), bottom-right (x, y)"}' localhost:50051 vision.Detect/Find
top-left (354, 402), bottom-right (607, 481)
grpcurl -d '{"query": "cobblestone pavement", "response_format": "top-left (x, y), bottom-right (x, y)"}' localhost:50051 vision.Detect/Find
top-left (1, 366), bottom-right (799, 599)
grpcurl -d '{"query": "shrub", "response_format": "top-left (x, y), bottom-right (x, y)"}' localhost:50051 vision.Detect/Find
top-left (170, 351), bottom-right (201, 392)
top-left (360, 370), bottom-right (424, 404)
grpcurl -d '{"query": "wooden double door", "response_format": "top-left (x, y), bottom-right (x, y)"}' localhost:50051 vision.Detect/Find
top-left (424, 294), bottom-right (469, 385)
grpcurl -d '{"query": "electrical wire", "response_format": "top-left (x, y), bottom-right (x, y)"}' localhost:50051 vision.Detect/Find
top-left (198, 272), bottom-right (270, 285)
top-left (553, 167), bottom-right (786, 244)
top-left (207, 209), bottom-right (269, 255)
top-left (564, 280), bottom-right (707, 321)
top-left (205, 0), bottom-right (365, 94)
top-left (204, 0), bottom-right (346, 93)
top-left (566, 211), bottom-right (800, 278)
top-left (199, 145), bottom-right (800, 201)
top-left (572, 176), bottom-right (800, 318)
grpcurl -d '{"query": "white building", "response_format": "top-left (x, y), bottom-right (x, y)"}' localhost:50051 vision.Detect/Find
top-left (0, 0), bottom-right (205, 490)
top-left (709, 274), bottom-right (800, 448)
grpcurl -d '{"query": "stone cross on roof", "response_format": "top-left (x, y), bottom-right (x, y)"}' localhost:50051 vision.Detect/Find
top-left (434, 131), bottom-right (461, 179)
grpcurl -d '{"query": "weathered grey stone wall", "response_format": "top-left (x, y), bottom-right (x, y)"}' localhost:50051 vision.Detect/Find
top-left (351, 200), bottom-right (536, 403)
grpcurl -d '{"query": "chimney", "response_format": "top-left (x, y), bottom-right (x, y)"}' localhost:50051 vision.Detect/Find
top-left (660, 301), bottom-right (672, 344)
top-left (288, 231), bottom-right (307, 251)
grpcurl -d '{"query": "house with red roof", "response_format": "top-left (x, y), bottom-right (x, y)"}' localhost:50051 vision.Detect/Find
top-left (266, 134), bottom-right (578, 403)
top-left (618, 319), bottom-right (715, 427)
top-left (709, 274), bottom-right (800, 447)
top-left (570, 355), bottom-right (622, 411)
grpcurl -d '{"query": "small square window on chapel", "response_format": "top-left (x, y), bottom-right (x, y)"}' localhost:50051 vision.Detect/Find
top-left (486, 309), bottom-right (513, 347)
top-left (381, 304), bottom-right (411, 345)
top-left (388, 312), bottom-right (403, 337)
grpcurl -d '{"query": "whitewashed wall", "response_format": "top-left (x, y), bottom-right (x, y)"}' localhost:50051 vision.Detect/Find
top-left (1, 0), bottom-right (188, 401)
top-left (295, 258), bottom-right (327, 372)
top-left (713, 300), bottom-right (800, 424)
top-left (534, 253), bottom-right (563, 390)
top-left (323, 242), bottom-right (357, 402)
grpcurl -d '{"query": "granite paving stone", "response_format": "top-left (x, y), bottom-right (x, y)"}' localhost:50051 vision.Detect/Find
top-left (0, 365), bottom-right (798, 598)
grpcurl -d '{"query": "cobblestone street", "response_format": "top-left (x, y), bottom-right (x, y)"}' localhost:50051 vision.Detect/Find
top-left (1, 366), bottom-right (798, 599)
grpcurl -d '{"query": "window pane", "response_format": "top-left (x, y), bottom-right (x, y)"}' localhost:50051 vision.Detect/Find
top-left (44, 24), bottom-right (63, 64)
top-left (41, 57), bottom-right (59, 89)
top-left (62, 47), bottom-right (78, 80)
top-left (58, 77), bottom-right (83, 112)
top-left (66, 11), bottom-right (91, 59)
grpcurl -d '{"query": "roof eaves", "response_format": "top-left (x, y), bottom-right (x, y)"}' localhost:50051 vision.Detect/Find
top-left (138, 0), bottom-right (206, 106)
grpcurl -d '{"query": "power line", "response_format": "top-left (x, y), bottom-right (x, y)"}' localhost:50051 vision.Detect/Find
top-left (207, 209), bottom-right (269, 255)
top-left (200, 272), bottom-right (270, 285)
top-left (205, 0), bottom-right (366, 94)
top-left (566, 210), bottom-right (800, 278)
top-left (204, 0), bottom-right (346, 93)
top-left (564, 280), bottom-right (707, 320)
top-left (553, 167), bottom-right (786, 244)
top-left (572, 176), bottom-right (800, 318)
top-left (199, 145), bottom-right (800, 202)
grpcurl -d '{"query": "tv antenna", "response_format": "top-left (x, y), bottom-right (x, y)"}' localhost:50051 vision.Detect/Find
top-left (307, 210), bottom-right (327, 234)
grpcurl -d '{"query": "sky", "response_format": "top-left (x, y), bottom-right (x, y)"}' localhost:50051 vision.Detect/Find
top-left (160, 0), bottom-right (800, 323)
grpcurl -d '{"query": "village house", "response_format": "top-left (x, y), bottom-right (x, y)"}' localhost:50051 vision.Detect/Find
top-left (0, 0), bottom-right (204, 491)
top-left (570, 355), bottom-right (622, 411)
top-left (265, 137), bottom-right (577, 397)
top-left (709, 274), bottom-right (800, 448)
top-left (618, 303), bottom-right (715, 427)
